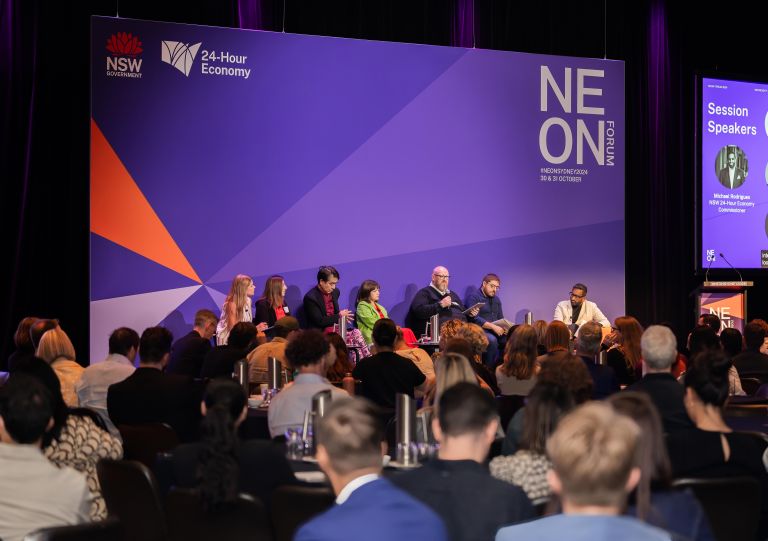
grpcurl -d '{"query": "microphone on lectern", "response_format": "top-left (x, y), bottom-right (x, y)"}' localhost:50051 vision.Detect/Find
top-left (705, 255), bottom-right (714, 283)
top-left (718, 252), bottom-right (743, 282)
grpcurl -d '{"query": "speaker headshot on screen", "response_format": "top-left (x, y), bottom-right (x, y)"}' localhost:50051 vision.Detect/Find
top-left (715, 145), bottom-right (748, 189)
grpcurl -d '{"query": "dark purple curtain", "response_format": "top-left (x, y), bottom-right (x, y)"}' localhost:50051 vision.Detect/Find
top-left (237, 0), bottom-right (263, 30)
top-left (451, 0), bottom-right (474, 47)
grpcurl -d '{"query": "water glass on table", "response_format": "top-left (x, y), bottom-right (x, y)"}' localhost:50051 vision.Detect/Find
top-left (285, 427), bottom-right (304, 460)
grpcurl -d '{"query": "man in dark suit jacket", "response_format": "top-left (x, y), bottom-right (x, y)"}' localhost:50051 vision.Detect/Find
top-left (392, 383), bottom-right (534, 541)
top-left (717, 152), bottom-right (746, 189)
top-left (575, 322), bottom-right (619, 399)
top-left (732, 321), bottom-right (768, 380)
top-left (295, 397), bottom-right (448, 541)
top-left (107, 327), bottom-right (202, 442)
top-left (405, 266), bottom-right (479, 338)
top-left (302, 265), bottom-right (353, 331)
top-left (166, 309), bottom-right (217, 377)
top-left (628, 325), bottom-right (694, 433)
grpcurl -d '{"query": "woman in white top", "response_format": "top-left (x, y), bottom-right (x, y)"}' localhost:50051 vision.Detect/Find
top-left (216, 274), bottom-right (261, 345)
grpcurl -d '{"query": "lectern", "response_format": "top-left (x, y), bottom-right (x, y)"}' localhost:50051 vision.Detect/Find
top-left (694, 281), bottom-right (753, 332)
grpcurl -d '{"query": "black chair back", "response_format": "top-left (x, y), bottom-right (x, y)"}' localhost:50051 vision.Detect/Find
top-left (165, 488), bottom-right (272, 541)
top-left (97, 459), bottom-right (167, 541)
top-left (119, 422), bottom-right (179, 468)
top-left (24, 519), bottom-right (122, 541)
top-left (672, 476), bottom-right (761, 541)
top-left (270, 484), bottom-right (335, 541)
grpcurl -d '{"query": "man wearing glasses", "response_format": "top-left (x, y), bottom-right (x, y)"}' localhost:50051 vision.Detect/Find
top-left (465, 274), bottom-right (506, 368)
top-left (405, 266), bottom-right (480, 340)
top-left (553, 283), bottom-right (610, 334)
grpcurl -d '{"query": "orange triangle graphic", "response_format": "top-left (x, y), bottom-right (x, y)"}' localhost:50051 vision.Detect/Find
top-left (90, 119), bottom-right (202, 284)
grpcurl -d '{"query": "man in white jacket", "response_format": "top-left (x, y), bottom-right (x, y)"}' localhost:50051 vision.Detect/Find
top-left (553, 283), bottom-right (610, 333)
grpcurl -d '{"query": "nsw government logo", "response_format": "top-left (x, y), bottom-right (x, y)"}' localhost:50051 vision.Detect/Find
top-left (161, 41), bottom-right (202, 77)
top-left (106, 32), bottom-right (143, 78)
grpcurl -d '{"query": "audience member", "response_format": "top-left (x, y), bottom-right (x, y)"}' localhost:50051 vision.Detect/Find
top-left (628, 325), bottom-right (694, 433)
top-left (532, 319), bottom-right (548, 355)
top-left (575, 321), bottom-right (619, 398)
top-left (464, 273), bottom-right (507, 368)
top-left (0, 375), bottom-right (91, 540)
top-left (36, 326), bottom-right (83, 407)
top-left (167, 309), bottom-right (217, 377)
top-left (254, 275), bottom-right (292, 328)
top-left (405, 266), bottom-right (479, 339)
top-left (535, 320), bottom-right (571, 366)
top-left (14, 358), bottom-right (121, 521)
top-left (5, 316), bottom-right (38, 372)
top-left (496, 402), bottom-right (669, 541)
top-left (353, 319), bottom-right (429, 410)
top-left (76, 327), bottom-right (139, 436)
top-left (720, 327), bottom-right (743, 359)
top-left (247, 316), bottom-right (299, 382)
top-left (166, 379), bottom-right (295, 509)
top-left (268, 329), bottom-right (348, 438)
top-left (393, 383), bottom-right (534, 541)
top-left (697, 313), bottom-right (721, 334)
top-left (607, 392), bottom-right (715, 541)
top-left (394, 328), bottom-right (435, 380)
top-left (667, 349), bottom-right (768, 537)
top-left (295, 397), bottom-right (448, 541)
top-left (303, 266), bottom-right (353, 332)
top-left (604, 316), bottom-right (643, 385)
top-left (325, 332), bottom-right (354, 382)
top-left (732, 320), bottom-right (768, 378)
top-left (216, 274), bottom-right (265, 346)
top-left (441, 320), bottom-right (499, 394)
top-left (107, 327), bottom-right (202, 442)
top-left (491, 382), bottom-right (574, 504)
top-left (200, 321), bottom-right (257, 379)
top-left (688, 325), bottom-right (745, 396)
top-left (502, 354), bottom-right (592, 455)
top-left (496, 324), bottom-right (538, 397)
top-left (29, 318), bottom-right (59, 351)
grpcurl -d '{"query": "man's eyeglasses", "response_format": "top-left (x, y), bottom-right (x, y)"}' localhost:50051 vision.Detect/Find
top-left (434, 274), bottom-right (450, 279)
top-left (485, 283), bottom-right (501, 290)
top-left (569, 291), bottom-right (585, 299)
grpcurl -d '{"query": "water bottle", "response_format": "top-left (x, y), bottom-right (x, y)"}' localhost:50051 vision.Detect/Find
top-left (342, 372), bottom-right (355, 395)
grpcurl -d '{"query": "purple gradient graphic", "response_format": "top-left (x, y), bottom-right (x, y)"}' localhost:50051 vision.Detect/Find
top-left (90, 17), bottom-right (625, 357)
top-left (701, 77), bottom-right (768, 269)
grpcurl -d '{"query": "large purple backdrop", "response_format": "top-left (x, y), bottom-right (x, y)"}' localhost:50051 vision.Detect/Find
top-left (90, 17), bottom-right (625, 361)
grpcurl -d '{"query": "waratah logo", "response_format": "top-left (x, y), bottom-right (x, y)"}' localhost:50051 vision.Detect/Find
top-left (106, 32), bottom-right (144, 56)
top-left (161, 41), bottom-right (202, 77)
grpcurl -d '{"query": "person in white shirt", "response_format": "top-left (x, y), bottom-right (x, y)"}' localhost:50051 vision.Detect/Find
top-left (0, 374), bottom-right (91, 541)
top-left (553, 283), bottom-right (610, 333)
top-left (76, 327), bottom-right (139, 436)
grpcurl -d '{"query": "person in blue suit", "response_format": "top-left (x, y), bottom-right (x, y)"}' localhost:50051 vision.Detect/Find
top-left (294, 397), bottom-right (448, 541)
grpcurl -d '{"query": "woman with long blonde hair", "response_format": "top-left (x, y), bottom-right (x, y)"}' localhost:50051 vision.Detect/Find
top-left (216, 274), bottom-right (258, 345)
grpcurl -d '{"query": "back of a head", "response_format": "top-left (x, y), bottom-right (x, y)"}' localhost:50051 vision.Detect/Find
top-left (317, 397), bottom-right (384, 476)
top-left (439, 319), bottom-right (467, 348)
top-left (285, 329), bottom-right (330, 369)
top-left (547, 402), bottom-right (640, 508)
top-left (521, 382), bottom-right (575, 454)
top-left (0, 374), bottom-right (53, 444)
top-left (640, 325), bottom-right (677, 371)
top-left (607, 392), bottom-right (671, 488)
top-left (199, 379), bottom-right (247, 512)
top-left (743, 321), bottom-right (766, 352)
top-left (434, 353), bottom-right (477, 408)
top-left (454, 323), bottom-right (489, 359)
top-left (699, 313), bottom-right (721, 334)
top-left (29, 319), bottom-right (58, 350)
top-left (194, 309), bottom-right (218, 329)
top-left (36, 326), bottom-right (76, 364)
top-left (685, 349), bottom-right (731, 407)
top-left (538, 354), bottom-right (593, 404)
top-left (11, 357), bottom-right (68, 445)
top-left (533, 320), bottom-right (548, 346)
top-left (372, 318), bottom-right (397, 349)
top-left (274, 316), bottom-right (299, 339)
top-left (108, 327), bottom-right (140, 357)
top-left (443, 338), bottom-right (475, 363)
top-left (437, 382), bottom-right (498, 438)
top-left (576, 321), bottom-right (602, 356)
top-left (720, 327), bottom-right (743, 358)
top-left (502, 324), bottom-right (538, 379)
top-left (14, 316), bottom-right (39, 351)
top-left (688, 325), bottom-right (720, 357)
top-left (139, 326), bottom-right (173, 364)
top-left (228, 322), bottom-right (257, 350)
top-left (545, 320), bottom-right (571, 352)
